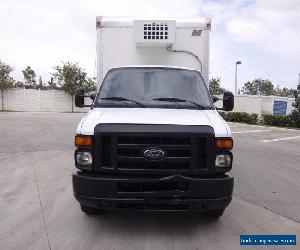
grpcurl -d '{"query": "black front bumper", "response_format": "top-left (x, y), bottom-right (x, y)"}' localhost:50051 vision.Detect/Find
top-left (73, 169), bottom-right (234, 211)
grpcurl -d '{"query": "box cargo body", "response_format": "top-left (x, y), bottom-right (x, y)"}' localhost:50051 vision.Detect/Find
top-left (96, 16), bottom-right (211, 87)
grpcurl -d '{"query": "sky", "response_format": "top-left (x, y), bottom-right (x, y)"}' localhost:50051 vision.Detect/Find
top-left (1, 0), bottom-right (300, 91)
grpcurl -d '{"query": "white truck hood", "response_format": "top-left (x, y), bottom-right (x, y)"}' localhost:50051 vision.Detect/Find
top-left (77, 108), bottom-right (231, 137)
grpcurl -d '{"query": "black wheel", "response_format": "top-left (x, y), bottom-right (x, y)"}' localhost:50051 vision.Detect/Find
top-left (80, 205), bottom-right (100, 215)
top-left (206, 209), bottom-right (225, 218)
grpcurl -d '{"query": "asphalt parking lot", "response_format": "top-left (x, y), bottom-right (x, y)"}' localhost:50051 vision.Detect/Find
top-left (0, 112), bottom-right (299, 250)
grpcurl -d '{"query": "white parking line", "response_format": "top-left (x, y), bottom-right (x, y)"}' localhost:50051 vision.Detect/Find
top-left (261, 135), bottom-right (300, 143)
top-left (232, 130), bottom-right (271, 134)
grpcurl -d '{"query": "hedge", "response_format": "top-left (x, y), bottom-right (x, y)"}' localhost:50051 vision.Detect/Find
top-left (219, 112), bottom-right (258, 125)
top-left (219, 111), bottom-right (300, 128)
top-left (262, 113), bottom-right (300, 128)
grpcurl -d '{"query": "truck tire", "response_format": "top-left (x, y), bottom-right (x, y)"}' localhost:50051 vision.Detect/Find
top-left (80, 205), bottom-right (100, 215)
top-left (206, 208), bottom-right (225, 218)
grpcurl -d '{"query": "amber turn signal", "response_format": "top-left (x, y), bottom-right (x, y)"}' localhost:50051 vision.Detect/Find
top-left (215, 138), bottom-right (233, 150)
top-left (75, 135), bottom-right (92, 148)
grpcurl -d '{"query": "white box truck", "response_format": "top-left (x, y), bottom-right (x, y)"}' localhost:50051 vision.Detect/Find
top-left (73, 17), bottom-right (234, 217)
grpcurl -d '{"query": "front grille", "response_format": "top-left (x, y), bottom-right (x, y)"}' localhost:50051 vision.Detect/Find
top-left (117, 136), bottom-right (192, 170)
top-left (102, 136), bottom-right (111, 166)
top-left (93, 124), bottom-right (214, 175)
top-left (99, 135), bottom-right (208, 172)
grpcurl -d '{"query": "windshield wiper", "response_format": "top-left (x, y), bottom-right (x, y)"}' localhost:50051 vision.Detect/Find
top-left (152, 97), bottom-right (209, 110)
top-left (100, 97), bottom-right (145, 107)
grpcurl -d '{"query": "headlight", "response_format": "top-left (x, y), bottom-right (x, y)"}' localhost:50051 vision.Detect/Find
top-left (76, 151), bottom-right (93, 170)
top-left (215, 154), bottom-right (231, 168)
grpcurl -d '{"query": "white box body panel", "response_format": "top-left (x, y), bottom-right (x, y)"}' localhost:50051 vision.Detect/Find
top-left (96, 17), bottom-right (210, 88)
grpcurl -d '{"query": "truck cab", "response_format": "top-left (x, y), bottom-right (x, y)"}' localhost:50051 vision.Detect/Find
top-left (72, 17), bottom-right (234, 217)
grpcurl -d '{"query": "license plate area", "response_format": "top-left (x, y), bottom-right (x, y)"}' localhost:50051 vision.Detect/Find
top-left (117, 181), bottom-right (189, 193)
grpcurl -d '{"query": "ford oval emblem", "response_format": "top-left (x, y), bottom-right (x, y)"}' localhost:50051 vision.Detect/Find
top-left (143, 147), bottom-right (166, 160)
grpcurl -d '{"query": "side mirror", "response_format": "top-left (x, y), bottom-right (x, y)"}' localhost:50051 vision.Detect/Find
top-left (212, 96), bottom-right (219, 103)
top-left (75, 88), bottom-right (85, 107)
top-left (223, 91), bottom-right (234, 111)
top-left (90, 92), bottom-right (97, 101)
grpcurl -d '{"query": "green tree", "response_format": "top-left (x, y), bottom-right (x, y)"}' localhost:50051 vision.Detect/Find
top-left (277, 86), bottom-right (288, 97)
top-left (287, 83), bottom-right (300, 127)
top-left (47, 77), bottom-right (56, 90)
top-left (52, 62), bottom-right (96, 112)
top-left (0, 60), bottom-right (14, 110)
top-left (292, 84), bottom-right (300, 112)
top-left (15, 81), bottom-right (24, 88)
top-left (209, 77), bottom-right (225, 95)
top-left (242, 79), bottom-right (275, 96)
top-left (38, 76), bottom-right (43, 89)
top-left (22, 66), bottom-right (36, 88)
top-left (274, 86), bottom-right (294, 97)
top-left (241, 81), bottom-right (257, 95)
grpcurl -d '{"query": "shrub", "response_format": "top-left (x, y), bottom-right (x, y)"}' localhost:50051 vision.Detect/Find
top-left (220, 111), bottom-right (300, 128)
top-left (262, 113), bottom-right (300, 128)
top-left (262, 114), bottom-right (287, 127)
top-left (287, 111), bottom-right (300, 128)
top-left (219, 112), bottom-right (258, 125)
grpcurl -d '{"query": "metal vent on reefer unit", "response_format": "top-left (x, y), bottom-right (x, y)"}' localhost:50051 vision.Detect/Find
top-left (134, 20), bottom-right (176, 47)
top-left (143, 22), bottom-right (169, 40)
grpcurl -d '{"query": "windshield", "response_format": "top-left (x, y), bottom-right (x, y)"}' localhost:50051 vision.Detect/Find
top-left (94, 67), bottom-right (213, 110)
